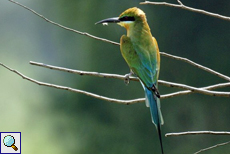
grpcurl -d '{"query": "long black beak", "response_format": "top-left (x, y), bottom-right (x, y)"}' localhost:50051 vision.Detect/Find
top-left (95, 17), bottom-right (120, 25)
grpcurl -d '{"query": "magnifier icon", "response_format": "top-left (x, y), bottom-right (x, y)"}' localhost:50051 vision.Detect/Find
top-left (3, 135), bottom-right (18, 151)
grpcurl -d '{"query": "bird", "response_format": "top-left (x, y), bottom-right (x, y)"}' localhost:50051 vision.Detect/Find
top-left (96, 7), bottom-right (164, 154)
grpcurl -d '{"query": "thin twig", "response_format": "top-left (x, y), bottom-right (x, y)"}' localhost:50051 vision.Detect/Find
top-left (29, 61), bottom-right (230, 97)
top-left (161, 52), bottom-right (230, 81)
top-left (166, 131), bottom-right (230, 137)
top-left (7, 0), bottom-right (120, 46)
top-left (177, 0), bottom-right (183, 5)
top-left (194, 141), bottom-right (230, 154)
top-left (140, 1), bottom-right (230, 22)
top-left (162, 82), bottom-right (230, 98)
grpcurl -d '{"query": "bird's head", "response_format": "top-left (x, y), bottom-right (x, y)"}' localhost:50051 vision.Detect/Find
top-left (96, 7), bottom-right (146, 32)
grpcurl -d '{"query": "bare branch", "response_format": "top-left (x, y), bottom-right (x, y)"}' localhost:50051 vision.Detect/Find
top-left (7, 0), bottom-right (120, 46)
top-left (166, 131), bottom-right (230, 153)
top-left (161, 52), bottom-right (230, 81)
top-left (166, 131), bottom-right (230, 137)
top-left (140, 1), bottom-right (230, 22)
top-left (29, 61), bottom-right (139, 82)
top-left (163, 82), bottom-right (230, 98)
top-left (194, 141), bottom-right (230, 154)
top-left (0, 62), bottom-right (144, 105)
top-left (30, 61), bottom-right (230, 97)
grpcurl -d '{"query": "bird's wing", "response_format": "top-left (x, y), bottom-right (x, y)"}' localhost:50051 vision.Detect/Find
top-left (120, 35), bottom-right (160, 88)
top-left (121, 35), bottom-right (164, 123)
top-left (121, 35), bottom-right (164, 122)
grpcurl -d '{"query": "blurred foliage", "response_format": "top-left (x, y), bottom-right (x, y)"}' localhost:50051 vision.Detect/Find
top-left (0, 0), bottom-right (230, 153)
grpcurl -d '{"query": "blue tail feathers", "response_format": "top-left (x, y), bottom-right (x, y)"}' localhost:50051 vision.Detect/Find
top-left (144, 86), bottom-right (164, 154)
top-left (144, 87), bottom-right (164, 125)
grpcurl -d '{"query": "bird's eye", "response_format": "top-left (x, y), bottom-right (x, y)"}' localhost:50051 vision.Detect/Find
top-left (119, 16), bottom-right (135, 21)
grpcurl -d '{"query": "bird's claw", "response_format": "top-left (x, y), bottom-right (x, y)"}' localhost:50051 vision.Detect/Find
top-left (124, 72), bottom-right (133, 85)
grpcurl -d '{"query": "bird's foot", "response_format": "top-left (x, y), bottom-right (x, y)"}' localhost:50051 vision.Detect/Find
top-left (152, 84), bottom-right (161, 98)
top-left (124, 71), bottom-right (133, 85)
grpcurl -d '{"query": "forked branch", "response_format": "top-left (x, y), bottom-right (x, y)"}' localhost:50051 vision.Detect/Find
top-left (140, 0), bottom-right (230, 21)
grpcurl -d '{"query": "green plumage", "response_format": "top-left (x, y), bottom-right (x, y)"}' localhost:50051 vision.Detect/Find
top-left (120, 34), bottom-right (163, 125)
top-left (120, 35), bottom-right (159, 88)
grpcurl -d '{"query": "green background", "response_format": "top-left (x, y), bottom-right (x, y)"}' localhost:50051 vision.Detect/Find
top-left (0, 0), bottom-right (230, 153)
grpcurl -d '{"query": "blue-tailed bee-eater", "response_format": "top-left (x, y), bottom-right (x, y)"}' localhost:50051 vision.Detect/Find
top-left (96, 7), bottom-right (164, 154)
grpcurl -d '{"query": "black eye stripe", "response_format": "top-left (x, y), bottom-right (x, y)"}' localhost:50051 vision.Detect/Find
top-left (119, 16), bottom-right (135, 21)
